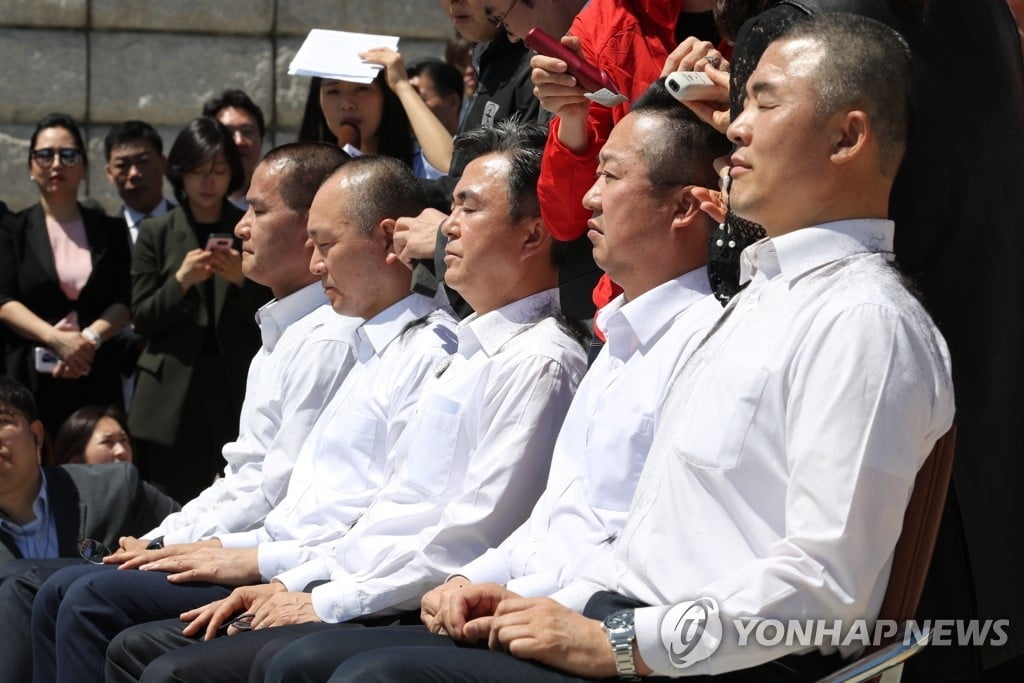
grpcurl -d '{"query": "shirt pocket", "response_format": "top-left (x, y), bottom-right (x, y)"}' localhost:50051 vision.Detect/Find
top-left (582, 412), bottom-right (654, 511)
top-left (672, 361), bottom-right (770, 471)
top-left (403, 401), bottom-right (463, 497)
top-left (315, 408), bottom-right (381, 490)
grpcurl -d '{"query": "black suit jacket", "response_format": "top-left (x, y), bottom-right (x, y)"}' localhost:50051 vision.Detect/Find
top-left (127, 204), bottom-right (269, 445)
top-left (0, 203), bottom-right (132, 429)
top-left (0, 463), bottom-right (180, 563)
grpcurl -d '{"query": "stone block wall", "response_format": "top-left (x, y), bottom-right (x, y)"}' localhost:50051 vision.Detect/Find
top-left (0, 0), bottom-right (453, 214)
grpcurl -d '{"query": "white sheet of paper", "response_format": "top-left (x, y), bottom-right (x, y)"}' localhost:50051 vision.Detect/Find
top-left (288, 29), bottom-right (400, 84)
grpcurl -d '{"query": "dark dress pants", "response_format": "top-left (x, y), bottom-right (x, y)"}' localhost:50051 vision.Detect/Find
top-left (107, 609), bottom-right (423, 682)
top-left (31, 562), bottom-right (230, 683)
top-left (263, 592), bottom-right (844, 683)
top-left (0, 557), bottom-right (84, 683)
top-left (106, 619), bottom-right (346, 683)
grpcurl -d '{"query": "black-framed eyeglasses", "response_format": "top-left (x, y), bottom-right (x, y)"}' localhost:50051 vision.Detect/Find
top-left (486, 0), bottom-right (521, 32)
top-left (32, 147), bottom-right (83, 168)
top-left (80, 538), bottom-right (112, 564)
top-left (217, 612), bottom-right (256, 635)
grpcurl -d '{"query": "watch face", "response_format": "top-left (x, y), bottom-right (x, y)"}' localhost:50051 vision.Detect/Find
top-left (605, 610), bottom-right (634, 632)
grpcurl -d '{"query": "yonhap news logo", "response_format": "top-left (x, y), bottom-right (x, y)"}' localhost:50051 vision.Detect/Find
top-left (661, 598), bottom-right (724, 668)
top-left (659, 598), bottom-right (1010, 669)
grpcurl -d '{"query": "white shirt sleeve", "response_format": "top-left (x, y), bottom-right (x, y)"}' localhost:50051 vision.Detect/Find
top-left (629, 305), bottom-right (954, 677)
top-left (309, 354), bottom-right (580, 623)
top-left (147, 336), bottom-right (355, 543)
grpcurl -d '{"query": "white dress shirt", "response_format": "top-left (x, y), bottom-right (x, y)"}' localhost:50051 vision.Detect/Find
top-left (460, 268), bottom-right (722, 597)
top-left (217, 294), bottom-right (458, 580)
top-left (272, 288), bottom-right (586, 622)
top-left (145, 283), bottom-right (359, 544)
top-left (553, 220), bottom-right (955, 677)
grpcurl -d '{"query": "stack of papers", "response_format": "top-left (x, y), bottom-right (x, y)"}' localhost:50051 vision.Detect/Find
top-left (288, 29), bottom-right (401, 84)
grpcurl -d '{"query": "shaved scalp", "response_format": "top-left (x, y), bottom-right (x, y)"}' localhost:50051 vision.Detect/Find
top-left (261, 143), bottom-right (350, 211)
top-left (327, 155), bottom-right (429, 236)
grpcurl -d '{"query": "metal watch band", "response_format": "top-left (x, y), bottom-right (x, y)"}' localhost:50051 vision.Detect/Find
top-left (604, 609), bottom-right (640, 681)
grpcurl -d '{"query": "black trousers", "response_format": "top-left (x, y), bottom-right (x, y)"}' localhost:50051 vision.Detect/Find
top-left (0, 557), bottom-right (83, 683)
top-left (31, 563), bottom-right (230, 683)
top-left (263, 625), bottom-right (844, 683)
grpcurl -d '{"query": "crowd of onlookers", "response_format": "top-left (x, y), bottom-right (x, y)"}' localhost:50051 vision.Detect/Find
top-left (1, 1), bottom-right (1024, 682)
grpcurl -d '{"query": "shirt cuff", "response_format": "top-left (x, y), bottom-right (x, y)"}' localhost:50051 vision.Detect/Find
top-left (636, 602), bottom-right (720, 678)
top-left (505, 571), bottom-right (561, 598)
top-left (548, 116), bottom-right (600, 161)
top-left (311, 580), bottom-right (353, 624)
top-left (274, 558), bottom-right (331, 593)
top-left (458, 550), bottom-right (512, 587)
top-left (256, 539), bottom-right (308, 580)
top-left (216, 530), bottom-right (260, 549)
top-left (548, 579), bottom-right (600, 613)
top-left (162, 528), bottom-right (199, 546)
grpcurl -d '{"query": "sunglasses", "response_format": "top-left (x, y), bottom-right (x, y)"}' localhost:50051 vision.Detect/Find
top-left (486, 0), bottom-right (520, 32)
top-left (32, 147), bottom-right (83, 167)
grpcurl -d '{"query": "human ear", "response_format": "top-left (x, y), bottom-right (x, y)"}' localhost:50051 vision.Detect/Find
top-left (831, 110), bottom-right (870, 165)
top-left (520, 217), bottom-right (550, 260)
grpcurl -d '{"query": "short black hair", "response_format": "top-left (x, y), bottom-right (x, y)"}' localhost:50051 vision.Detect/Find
top-left (29, 112), bottom-right (88, 168)
top-left (202, 89), bottom-right (266, 137)
top-left (166, 117), bottom-right (245, 204)
top-left (630, 78), bottom-right (731, 191)
top-left (778, 13), bottom-right (912, 176)
top-left (408, 57), bottom-right (464, 102)
top-left (0, 375), bottom-right (39, 422)
top-left (452, 119), bottom-right (548, 222)
top-left (104, 120), bottom-right (164, 161)
top-left (332, 155), bottom-right (428, 237)
top-left (52, 404), bottom-right (132, 466)
top-left (261, 142), bottom-right (351, 211)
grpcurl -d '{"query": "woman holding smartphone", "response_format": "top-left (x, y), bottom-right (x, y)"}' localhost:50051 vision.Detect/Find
top-left (128, 117), bottom-right (269, 503)
top-left (0, 113), bottom-right (131, 435)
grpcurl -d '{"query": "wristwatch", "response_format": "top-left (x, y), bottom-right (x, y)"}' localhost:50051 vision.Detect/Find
top-left (603, 609), bottom-right (640, 680)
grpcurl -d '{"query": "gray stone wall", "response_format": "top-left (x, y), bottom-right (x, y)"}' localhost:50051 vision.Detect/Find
top-left (0, 0), bottom-right (453, 214)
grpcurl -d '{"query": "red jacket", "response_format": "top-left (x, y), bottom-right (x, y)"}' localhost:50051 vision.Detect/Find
top-left (537, 0), bottom-right (684, 310)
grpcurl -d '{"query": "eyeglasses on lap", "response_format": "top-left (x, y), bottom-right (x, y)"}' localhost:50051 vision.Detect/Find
top-left (32, 147), bottom-right (83, 167)
top-left (79, 538), bottom-right (112, 564)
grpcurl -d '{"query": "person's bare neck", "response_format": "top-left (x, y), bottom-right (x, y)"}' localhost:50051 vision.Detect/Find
top-left (39, 193), bottom-right (81, 223)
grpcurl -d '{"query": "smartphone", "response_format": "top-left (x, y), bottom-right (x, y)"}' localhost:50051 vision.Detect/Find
top-left (205, 233), bottom-right (235, 252)
top-left (524, 27), bottom-right (619, 95)
top-left (33, 346), bottom-right (60, 373)
top-left (665, 71), bottom-right (720, 102)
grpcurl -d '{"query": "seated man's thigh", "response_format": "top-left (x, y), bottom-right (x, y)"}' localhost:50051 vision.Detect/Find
top-left (328, 646), bottom-right (596, 683)
top-left (63, 566), bottom-right (231, 621)
top-left (136, 622), bottom-right (349, 683)
top-left (262, 625), bottom-right (448, 683)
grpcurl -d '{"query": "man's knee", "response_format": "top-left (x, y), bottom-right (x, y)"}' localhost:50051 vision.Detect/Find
top-left (329, 649), bottom-right (427, 683)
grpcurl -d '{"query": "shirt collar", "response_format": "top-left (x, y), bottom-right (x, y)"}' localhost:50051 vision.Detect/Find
top-left (457, 288), bottom-right (561, 359)
top-left (0, 469), bottom-right (49, 535)
top-left (122, 198), bottom-right (173, 228)
top-left (255, 282), bottom-right (329, 351)
top-left (598, 267), bottom-right (713, 359)
top-left (739, 219), bottom-right (895, 285)
top-left (356, 293), bottom-right (439, 361)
